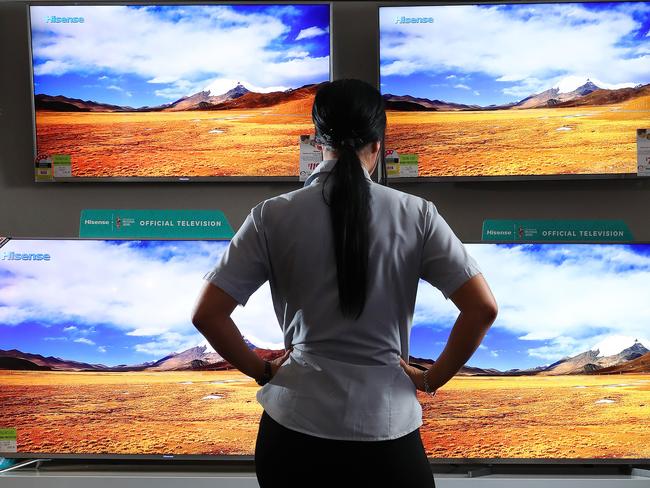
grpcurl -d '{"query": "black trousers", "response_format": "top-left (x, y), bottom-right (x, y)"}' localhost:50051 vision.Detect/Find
top-left (255, 411), bottom-right (435, 487)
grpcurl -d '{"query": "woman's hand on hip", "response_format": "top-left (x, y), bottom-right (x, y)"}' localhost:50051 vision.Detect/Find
top-left (399, 358), bottom-right (426, 392)
top-left (270, 348), bottom-right (292, 378)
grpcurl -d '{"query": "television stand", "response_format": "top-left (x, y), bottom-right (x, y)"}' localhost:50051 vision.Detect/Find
top-left (630, 468), bottom-right (650, 479)
top-left (466, 466), bottom-right (492, 478)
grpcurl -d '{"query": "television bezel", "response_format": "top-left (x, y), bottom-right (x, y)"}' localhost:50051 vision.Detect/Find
top-left (1, 237), bottom-right (649, 464)
top-left (377, 0), bottom-right (650, 183)
top-left (27, 2), bottom-right (333, 183)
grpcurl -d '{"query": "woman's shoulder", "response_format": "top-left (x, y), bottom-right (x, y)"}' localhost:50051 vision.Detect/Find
top-left (250, 185), bottom-right (324, 218)
top-left (370, 182), bottom-right (436, 215)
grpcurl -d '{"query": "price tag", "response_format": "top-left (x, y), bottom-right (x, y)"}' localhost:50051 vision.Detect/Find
top-left (299, 135), bottom-right (323, 182)
top-left (34, 154), bottom-right (53, 182)
top-left (0, 429), bottom-right (17, 453)
top-left (53, 154), bottom-right (72, 178)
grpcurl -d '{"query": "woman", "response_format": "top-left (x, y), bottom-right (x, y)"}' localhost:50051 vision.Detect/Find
top-left (192, 79), bottom-right (497, 487)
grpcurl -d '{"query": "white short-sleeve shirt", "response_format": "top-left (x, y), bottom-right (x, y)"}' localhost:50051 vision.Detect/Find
top-left (205, 159), bottom-right (481, 441)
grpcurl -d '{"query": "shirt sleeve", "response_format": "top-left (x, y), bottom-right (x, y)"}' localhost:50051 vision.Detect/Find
top-left (204, 204), bottom-right (269, 306)
top-left (420, 201), bottom-right (481, 299)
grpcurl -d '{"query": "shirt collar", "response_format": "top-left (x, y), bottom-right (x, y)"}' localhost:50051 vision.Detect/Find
top-left (303, 159), bottom-right (373, 187)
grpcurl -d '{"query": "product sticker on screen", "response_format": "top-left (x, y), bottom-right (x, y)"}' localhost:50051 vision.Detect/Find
top-left (380, 2), bottom-right (650, 179)
top-left (299, 135), bottom-right (323, 182)
top-left (52, 155), bottom-right (72, 178)
top-left (0, 430), bottom-right (17, 454)
top-left (385, 151), bottom-right (419, 178)
top-left (34, 154), bottom-right (52, 182)
top-left (30, 4), bottom-right (330, 180)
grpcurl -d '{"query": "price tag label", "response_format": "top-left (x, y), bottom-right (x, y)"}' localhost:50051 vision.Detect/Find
top-left (0, 429), bottom-right (17, 453)
top-left (53, 154), bottom-right (72, 178)
top-left (299, 135), bottom-right (323, 182)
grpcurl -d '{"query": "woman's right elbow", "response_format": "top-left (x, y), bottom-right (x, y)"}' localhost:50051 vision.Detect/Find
top-left (480, 300), bottom-right (498, 328)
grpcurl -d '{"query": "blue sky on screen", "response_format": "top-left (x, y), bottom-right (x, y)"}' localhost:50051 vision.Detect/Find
top-left (380, 2), bottom-right (650, 106)
top-left (0, 240), bottom-right (284, 366)
top-left (30, 4), bottom-right (330, 108)
top-left (412, 244), bottom-right (650, 370)
top-left (1, 241), bottom-right (650, 370)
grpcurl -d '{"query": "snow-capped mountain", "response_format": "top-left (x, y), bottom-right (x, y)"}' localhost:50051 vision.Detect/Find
top-left (515, 79), bottom-right (600, 109)
top-left (542, 340), bottom-right (649, 375)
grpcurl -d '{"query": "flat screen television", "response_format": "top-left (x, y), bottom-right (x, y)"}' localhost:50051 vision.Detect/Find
top-left (1, 239), bottom-right (650, 462)
top-left (29, 4), bottom-right (331, 181)
top-left (379, 2), bottom-right (650, 180)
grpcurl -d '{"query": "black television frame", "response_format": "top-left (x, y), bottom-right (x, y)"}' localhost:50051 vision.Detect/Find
top-left (27, 2), bottom-right (333, 183)
top-left (1, 237), bottom-right (650, 465)
top-left (377, 0), bottom-right (650, 183)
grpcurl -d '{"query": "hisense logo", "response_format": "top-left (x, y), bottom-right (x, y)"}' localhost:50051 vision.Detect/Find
top-left (2, 252), bottom-right (51, 261)
top-left (45, 15), bottom-right (85, 24)
top-left (395, 16), bottom-right (434, 24)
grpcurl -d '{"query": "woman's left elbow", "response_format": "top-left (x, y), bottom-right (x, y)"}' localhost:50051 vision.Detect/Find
top-left (191, 308), bottom-right (206, 332)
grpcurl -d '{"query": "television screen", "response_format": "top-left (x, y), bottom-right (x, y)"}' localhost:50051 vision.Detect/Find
top-left (0, 238), bottom-right (284, 458)
top-left (1, 240), bottom-right (650, 460)
top-left (29, 4), bottom-right (330, 180)
top-left (379, 3), bottom-right (650, 179)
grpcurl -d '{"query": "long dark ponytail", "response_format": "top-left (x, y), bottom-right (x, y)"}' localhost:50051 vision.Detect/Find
top-left (312, 79), bottom-right (387, 319)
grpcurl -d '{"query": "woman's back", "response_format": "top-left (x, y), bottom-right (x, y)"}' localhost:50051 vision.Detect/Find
top-left (227, 161), bottom-right (476, 367)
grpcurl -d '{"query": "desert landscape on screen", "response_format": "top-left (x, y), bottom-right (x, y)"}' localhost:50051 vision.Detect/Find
top-left (2, 369), bottom-right (650, 458)
top-left (34, 88), bottom-right (318, 177)
top-left (380, 3), bottom-right (650, 177)
top-left (385, 91), bottom-right (650, 177)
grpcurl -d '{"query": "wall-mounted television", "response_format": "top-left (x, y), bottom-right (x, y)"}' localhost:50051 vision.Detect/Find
top-left (29, 4), bottom-right (331, 181)
top-left (1, 239), bottom-right (650, 462)
top-left (379, 2), bottom-right (650, 180)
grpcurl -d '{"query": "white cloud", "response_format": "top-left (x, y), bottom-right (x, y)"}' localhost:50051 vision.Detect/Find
top-left (97, 346), bottom-right (107, 353)
top-left (592, 335), bottom-right (650, 357)
top-left (202, 78), bottom-right (289, 97)
top-left (473, 244), bottom-right (650, 359)
top-left (286, 50), bottom-right (309, 59)
top-left (445, 75), bottom-right (456, 80)
top-left (105, 85), bottom-right (132, 97)
top-left (0, 240), bottom-right (283, 357)
top-left (74, 338), bottom-right (95, 346)
top-left (63, 326), bottom-right (77, 332)
top-left (382, 60), bottom-right (424, 77)
top-left (473, 90), bottom-right (480, 96)
top-left (454, 84), bottom-right (470, 90)
top-left (152, 79), bottom-right (206, 100)
top-left (381, 4), bottom-right (650, 96)
top-left (33, 60), bottom-right (73, 76)
top-left (553, 75), bottom-right (636, 93)
top-left (134, 332), bottom-right (201, 356)
top-left (414, 244), bottom-right (650, 363)
top-left (44, 337), bottom-right (67, 341)
top-left (295, 26), bottom-right (328, 41)
top-left (31, 5), bottom-right (329, 96)
top-left (232, 285), bottom-right (284, 349)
